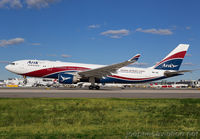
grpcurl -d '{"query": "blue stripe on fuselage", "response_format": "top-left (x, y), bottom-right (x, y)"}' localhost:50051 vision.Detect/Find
top-left (43, 71), bottom-right (77, 78)
top-left (44, 71), bottom-right (181, 84)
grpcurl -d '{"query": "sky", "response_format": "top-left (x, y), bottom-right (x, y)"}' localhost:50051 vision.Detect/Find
top-left (0, 0), bottom-right (200, 81)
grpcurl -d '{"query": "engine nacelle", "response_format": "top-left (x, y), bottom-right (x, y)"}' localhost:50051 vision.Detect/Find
top-left (58, 73), bottom-right (79, 84)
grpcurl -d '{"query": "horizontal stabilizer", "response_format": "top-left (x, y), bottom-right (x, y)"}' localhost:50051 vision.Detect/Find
top-left (164, 70), bottom-right (192, 77)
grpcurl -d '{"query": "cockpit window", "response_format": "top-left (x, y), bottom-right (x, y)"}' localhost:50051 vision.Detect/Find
top-left (10, 63), bottom-right (15, 65)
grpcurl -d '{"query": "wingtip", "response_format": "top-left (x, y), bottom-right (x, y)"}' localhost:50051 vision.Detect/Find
top-left (129, 54), bottom-right (141, 62)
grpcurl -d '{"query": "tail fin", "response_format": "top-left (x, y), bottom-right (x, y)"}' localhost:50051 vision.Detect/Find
top-left (153, 44), bottom-right (189, 70)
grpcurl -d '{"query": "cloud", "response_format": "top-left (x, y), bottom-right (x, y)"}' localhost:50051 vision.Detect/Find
top-left (26, 0), bottom-right (60, 8)
top-left (0, 61), bottom-right (10, 63)
top-left (186, 26), bottom-right (191, 30)
top-left (0, 0), bottom-right (60, 9)
top-left (90, 37), bottom-right (96, 40)
top-left (61, 54), bottom-right (71, 58)
top-left (88, 24), bottom-right (100, 29)
top-left (47, 54), bottom-right (57, 57)
top-left (47, 54), bottom-right (71, 58)
top-left (0, 0), bottom-right (23, 8)
top-left (0, 38), bottom-right (24, 47)
top-left (136, 28), bottom-right (173, 35)
top-left (100, 29), bottom-right (130, 39)
top-left (186, 53), bottom-right (192, 57)
top-left (182, 62), bottom-right (195, 66)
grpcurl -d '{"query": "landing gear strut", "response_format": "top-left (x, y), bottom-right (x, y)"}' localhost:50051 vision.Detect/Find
top-left (88, 77), bottom-right (100, 90)
top-left (23, 75), bottom-right (27, 84)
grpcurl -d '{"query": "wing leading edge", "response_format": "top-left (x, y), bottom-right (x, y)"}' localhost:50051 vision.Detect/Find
top-left (78, 54), bottom-right (141, 78)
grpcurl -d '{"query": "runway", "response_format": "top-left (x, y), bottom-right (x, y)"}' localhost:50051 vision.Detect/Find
top-left (0, 88), bottom-right (200, 98)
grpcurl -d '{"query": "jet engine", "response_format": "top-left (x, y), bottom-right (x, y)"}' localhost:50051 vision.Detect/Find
top-left (58, 73), bottom-right (80, 84)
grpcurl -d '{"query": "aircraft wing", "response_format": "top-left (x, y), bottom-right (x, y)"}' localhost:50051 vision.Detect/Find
top-left (78, 54), bottom-right (140, 78)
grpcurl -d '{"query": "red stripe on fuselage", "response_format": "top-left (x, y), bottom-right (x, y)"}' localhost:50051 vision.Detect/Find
top-left (22, 66), bottom-right (90, 77)
top-left (22, 66), bottom-right (159, 81)
top-left (155, 51), bottom-right (186, 67)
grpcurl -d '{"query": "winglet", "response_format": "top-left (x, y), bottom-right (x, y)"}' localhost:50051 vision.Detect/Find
top-left (128, 54), bottom-right (141, 62)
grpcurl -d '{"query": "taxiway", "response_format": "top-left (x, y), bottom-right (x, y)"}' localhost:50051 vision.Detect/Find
top-left (0, 88), bottom-right (200, 98)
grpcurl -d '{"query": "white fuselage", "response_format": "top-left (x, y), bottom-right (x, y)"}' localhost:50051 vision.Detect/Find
top-left (5, 44), bottom-right (189, 86)
top-left (5, 60), bottom-right (170, 84)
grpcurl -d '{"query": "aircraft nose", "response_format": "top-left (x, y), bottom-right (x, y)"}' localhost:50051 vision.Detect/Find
top-left (5, 65), bottom-right (11, 71)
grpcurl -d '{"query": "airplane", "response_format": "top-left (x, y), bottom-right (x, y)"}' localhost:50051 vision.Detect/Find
top-left (0, 81), bottom-right (5, 87)
top-left (5, 44), bottom-right (190, 90)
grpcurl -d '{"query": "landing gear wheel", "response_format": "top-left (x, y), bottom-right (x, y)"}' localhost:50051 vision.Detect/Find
top-left (95, 86), bottom-right (100, 90)
top-left (89, 85), bottom-right (94, 90)
top-left (23, 79), bottom-right (27, 84)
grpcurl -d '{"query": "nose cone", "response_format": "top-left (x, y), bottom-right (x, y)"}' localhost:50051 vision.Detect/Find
top-left (5, 64), bottom-right (17, 74)
top-left (5, 65), bottom-right (11, 71)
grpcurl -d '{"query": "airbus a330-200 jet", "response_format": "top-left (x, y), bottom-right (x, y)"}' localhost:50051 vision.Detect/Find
top-left (5, 44), bottom-right (190, 90)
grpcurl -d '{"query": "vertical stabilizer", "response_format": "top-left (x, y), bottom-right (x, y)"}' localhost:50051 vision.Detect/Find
top-left (153, 44), bottom-right (189, 70)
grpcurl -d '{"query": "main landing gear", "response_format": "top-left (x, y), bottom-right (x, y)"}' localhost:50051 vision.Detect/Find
top-left (89, 85), bottom-right (100, 90)
top-left (88, 77), bottom-right (100, 90)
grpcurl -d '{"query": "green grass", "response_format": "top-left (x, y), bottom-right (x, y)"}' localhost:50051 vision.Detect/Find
top-left (0, 98), bottom-right (200, 138)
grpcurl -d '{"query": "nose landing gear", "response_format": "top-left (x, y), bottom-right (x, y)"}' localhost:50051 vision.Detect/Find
top-left (23, 75), bottom-right (27, 84)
